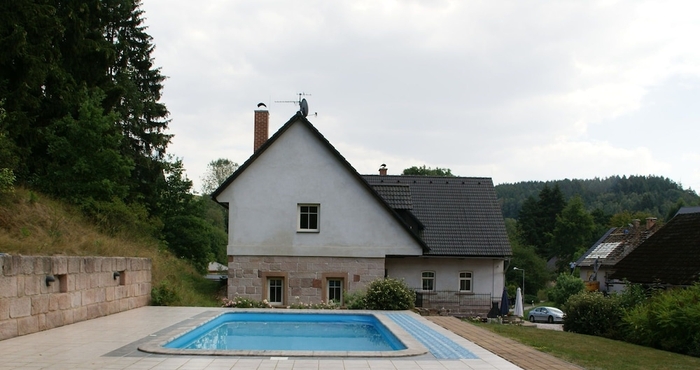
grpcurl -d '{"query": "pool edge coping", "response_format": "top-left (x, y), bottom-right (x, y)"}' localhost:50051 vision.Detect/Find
top-left (137, 309), bottom-right (430, 358)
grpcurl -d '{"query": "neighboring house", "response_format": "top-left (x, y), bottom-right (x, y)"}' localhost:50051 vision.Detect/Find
top-left (576, 217), bottom-right (659, 293)
top-left (609, 207), bottom-right (700, 287)
top-left (212, 107), bottom-right (512, 314)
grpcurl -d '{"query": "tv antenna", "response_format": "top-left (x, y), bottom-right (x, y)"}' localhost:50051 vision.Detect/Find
top-left (274, 92), bottom-right (317, 118)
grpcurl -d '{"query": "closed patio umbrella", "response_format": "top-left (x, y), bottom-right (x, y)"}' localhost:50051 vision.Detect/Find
top-left (500, 287), bottom-right (509, 317)
top-left (514, 287), bottom-right (524, 317)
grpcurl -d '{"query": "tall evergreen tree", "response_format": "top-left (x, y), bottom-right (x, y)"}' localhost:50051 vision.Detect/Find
top-left (0, 0), bottom-right (64, 180)
top-left (0, 0), bottom-right (170, 212)
top-left (104, 0), bottom-right (171, 210)
top-left (516, 184), bottom-right (566, 258)
top-left (42, 88), bottom-right (133, 203)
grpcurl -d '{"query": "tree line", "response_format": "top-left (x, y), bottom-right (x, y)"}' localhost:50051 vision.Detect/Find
top-left (497, 175), bottom-right (699, 221)
top-left (0, 0), bottom-right (229, 272)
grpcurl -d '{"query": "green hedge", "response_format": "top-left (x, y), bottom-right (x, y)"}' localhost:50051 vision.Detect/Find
top-left (623, 284), bottom-right (700, 357)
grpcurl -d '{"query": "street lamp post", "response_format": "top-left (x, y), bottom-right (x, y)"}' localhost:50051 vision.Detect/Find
top-left (513, 267), bottom-right (525, 305)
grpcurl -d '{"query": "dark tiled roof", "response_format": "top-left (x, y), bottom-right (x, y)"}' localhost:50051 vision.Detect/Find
top-left (576, 222), bottom-right (659, 268)
top-left (372, 185), bottom-right (413, 210)
top-left (363, 175), bottom-right (512, 257)
top-left (610, 208), bottom-right (700, 286)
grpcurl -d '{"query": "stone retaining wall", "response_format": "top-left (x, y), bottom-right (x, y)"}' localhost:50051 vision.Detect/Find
top-left (0, 255), bottom-right (151, 341)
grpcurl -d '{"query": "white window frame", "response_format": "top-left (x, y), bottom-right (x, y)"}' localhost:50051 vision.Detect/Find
top-left (297, 204), bottom-right (320, 232)
top-left (421, 271), bottom-right (435, 291)
top-left (459, 271), bottom-right (473, 292)
top-left (267, 278), bottom-right (284, 305)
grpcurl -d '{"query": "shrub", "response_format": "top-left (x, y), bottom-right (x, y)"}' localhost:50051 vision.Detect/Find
top-left (0, 168), bottom-right (15, 193)
top-left (82, 198), bottom-right (160, 237)
top-left (151, 282), bottom-right (179, 306)
top-left (221, 295), bottom-right (272, 308)
top-left (364, 278), bottom-right (415, 310)
top-left (344, 290), bottom-right (367, 309)
top-left (562, 283), bottom-right (647, 339)
top-left (623, 284), bottom-right (700, 357)
top-left (549, 273), bottom-right (585, 306)
top-left (562, 291), bottom-right (625, 339)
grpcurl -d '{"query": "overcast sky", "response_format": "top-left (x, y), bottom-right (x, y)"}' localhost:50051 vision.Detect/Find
top-left (140, 0), bottom-right (700, 195)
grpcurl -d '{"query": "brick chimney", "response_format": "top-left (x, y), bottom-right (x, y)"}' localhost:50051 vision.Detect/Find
top-left (253, 103), bottom-right (269, 152)
top-left (379, 164), bottom-right (387, 176)
top-left (646, 217), bottom-right (657, 230)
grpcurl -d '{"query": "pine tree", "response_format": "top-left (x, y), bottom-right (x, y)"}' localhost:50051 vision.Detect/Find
top-left (104, 0), bottom-right (171, 210)
top-left (516, 184), bottom-right (566, 258)
top-left (0, 0), bottom-right (64, 179)
top-left (42, 88), bottom-right (133, 203)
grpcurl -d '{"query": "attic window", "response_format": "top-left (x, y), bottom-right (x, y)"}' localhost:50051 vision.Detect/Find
top-left (298, 204), bottom-right (319, 232)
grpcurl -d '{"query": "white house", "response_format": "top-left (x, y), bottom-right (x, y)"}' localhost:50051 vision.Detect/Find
top-left (212, 107), bottom-right (512, 314)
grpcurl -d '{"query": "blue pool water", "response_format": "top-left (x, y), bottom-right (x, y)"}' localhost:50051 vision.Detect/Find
top-left (164, 312), bottom-right (406, 351)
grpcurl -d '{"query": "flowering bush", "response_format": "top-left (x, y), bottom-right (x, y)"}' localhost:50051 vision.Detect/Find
top-left (221, 295), bottom-right (272, 308)
top-left (364, 278), bottom-right (415, 310)
top-left (288, 296), bottom-right (339, 309)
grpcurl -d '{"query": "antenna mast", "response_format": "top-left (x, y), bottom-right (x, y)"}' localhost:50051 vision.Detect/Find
top-left (274, 92), bottom-right (317, 117)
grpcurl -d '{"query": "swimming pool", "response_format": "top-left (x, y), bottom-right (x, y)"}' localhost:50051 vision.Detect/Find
top-left (138, 309), bottom-right (428, 357)
top-left (165, 312), bottom-right (404, 351)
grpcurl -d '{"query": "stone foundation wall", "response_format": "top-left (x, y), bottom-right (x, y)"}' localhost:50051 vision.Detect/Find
top-left (0, 255), bottom-right (151, 341)
top-left (228, 256), bottom-right (385, 305)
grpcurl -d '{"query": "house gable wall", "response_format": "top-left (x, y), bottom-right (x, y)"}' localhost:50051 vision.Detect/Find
top-left (217, 121), bottom-right (423, 258)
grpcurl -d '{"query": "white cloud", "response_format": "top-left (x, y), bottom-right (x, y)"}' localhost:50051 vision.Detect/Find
top-left (141, 0), bottom-right (700, 194)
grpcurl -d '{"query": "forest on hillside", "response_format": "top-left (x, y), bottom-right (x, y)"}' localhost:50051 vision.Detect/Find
top-left (496, 175), bottom-right (700, 221)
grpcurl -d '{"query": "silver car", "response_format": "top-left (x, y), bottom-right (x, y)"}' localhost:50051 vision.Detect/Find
top-left (528, 306), bottom-right (565, 323)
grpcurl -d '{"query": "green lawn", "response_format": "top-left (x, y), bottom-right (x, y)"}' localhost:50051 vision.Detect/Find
top-left (477, 323), bottom-right (700, 370)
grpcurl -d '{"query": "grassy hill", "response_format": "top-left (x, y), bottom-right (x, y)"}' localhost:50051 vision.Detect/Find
top-left (0, 188), bottom-right (222, 306)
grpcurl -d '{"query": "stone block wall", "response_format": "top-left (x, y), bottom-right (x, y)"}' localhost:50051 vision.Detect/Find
top-left (0, 255), bottom-right (151, 341)
top-left (228, 256), bottom-right (385, 305)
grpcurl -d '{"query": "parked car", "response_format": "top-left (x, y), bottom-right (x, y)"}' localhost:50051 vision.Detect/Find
top-left (528, 306), bottom-right (565, 323)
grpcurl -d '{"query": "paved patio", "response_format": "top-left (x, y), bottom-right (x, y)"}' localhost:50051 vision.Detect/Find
top-left (0, 306), bottom-right (577, 370)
